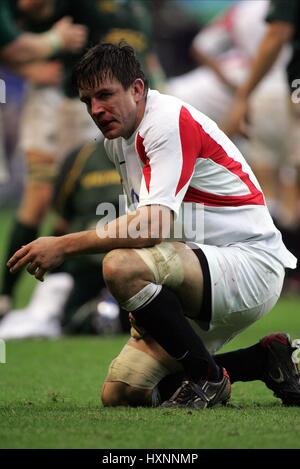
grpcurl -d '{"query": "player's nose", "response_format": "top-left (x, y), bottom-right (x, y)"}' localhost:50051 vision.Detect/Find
top-left (91, 97), bottom-right (105, 116)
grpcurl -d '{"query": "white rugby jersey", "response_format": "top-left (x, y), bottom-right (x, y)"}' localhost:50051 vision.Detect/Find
top-left (104, 90), bottom-right (296, 269)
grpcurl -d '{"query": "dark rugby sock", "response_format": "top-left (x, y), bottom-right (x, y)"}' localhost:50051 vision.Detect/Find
top-left (1, 219), bottom-right (38, 296)
top-left (131, 286), bottom-right (221, 382)
top-left (214, 343), bottom-right (267, 383)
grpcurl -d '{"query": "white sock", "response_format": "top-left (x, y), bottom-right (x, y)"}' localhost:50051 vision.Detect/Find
top-left (121, 283), bottom-right (162, 312)
top-left (29, 273), bottom-right (74, 320)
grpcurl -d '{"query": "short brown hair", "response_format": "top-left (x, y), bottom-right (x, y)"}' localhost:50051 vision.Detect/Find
top-left (73, 41), bottom-right (149, 93)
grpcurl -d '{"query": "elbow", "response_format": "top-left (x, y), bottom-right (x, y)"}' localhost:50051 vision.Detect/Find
top-left (134, 205), bottom-right (173, 248)
top-left (144, 235), bottom-right (164, 247)
top-left (133, 235), bottom-right (163, 249)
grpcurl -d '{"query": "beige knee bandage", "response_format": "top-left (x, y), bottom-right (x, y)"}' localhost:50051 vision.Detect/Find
top-left (105, 344), bottom-right (170, 389)
top-left (133, 242), bottom-right (184, 289)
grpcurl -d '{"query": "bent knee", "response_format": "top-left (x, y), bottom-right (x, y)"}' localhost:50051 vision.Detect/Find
top-left (102, 249), bottom-right (153, 297)
top-left (102, 249), bottom-right (133, 286)
top-left (101, 381), bottom-right (152, 407)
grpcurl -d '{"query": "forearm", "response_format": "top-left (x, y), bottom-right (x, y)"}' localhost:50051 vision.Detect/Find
top-left (7, 206), bottom-right (172, 280)
top-left (191, 46), bottom-right (231, 87)
top-left (237, 25), bottom-right (292, 99)
top-left (62, 209), bottom-right (168, 257)
top-left (1, 32), bottom-right (61, 64)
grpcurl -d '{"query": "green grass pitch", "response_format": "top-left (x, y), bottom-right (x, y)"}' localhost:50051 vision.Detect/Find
top-left (0, 209), bottom-right (300, 449)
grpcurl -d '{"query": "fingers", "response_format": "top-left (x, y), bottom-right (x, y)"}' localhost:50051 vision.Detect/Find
top-left (9, 252), bottom-right (45, 281)
top-left (7, 245), bottom-right (31, 272)
top-left (26, 261), bottom-right (41, 275)
top-left (26, 262), bottom-right (45, 281)
top-left (35, 267), bottom-right (46, 282)
top-left (8, 252), bottom-right (34, 274)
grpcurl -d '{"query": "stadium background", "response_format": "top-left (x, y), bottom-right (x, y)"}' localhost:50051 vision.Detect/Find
top-left (0, 0), bottom-right (300, 450)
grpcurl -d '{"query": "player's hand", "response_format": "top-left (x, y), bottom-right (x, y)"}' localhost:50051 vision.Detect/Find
top-left (7, 237), bottom-right (66, 282)
top-left (221, 96), bottom-right (250, 138)
top-left (52, 17), bottom-right (88, 53)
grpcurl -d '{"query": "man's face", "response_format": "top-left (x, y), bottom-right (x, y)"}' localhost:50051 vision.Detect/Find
top-left (79, 77), bottom-right (145, 139)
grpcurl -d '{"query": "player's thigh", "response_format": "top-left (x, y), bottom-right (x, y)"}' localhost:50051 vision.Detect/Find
top-left (56, 97), bottom-right (99, 159)
top-left (188, 243), bottom-right (285, 354)
top-left (249, 86), bottom-right (289, 167)
top-left (20, 85), bottom-right (62, 156)
top-left (131, 241), bottom-right (204, 316)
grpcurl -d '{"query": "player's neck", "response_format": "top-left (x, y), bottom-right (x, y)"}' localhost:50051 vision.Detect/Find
top-left (124, 97), bottom-right (147, 140)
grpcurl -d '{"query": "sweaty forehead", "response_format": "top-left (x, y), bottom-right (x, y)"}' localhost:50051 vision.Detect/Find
top-left (77, 68), bottom-right (120, 90)
top-left (79, 75), bottom-right (122, 96)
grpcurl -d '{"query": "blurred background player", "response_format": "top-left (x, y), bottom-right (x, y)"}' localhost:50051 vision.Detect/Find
top-left (0, 0), bottom-right (89, 315)
top-left (222, 0), bottom-right (300, 291)
top-left (0, 140), bottom-right (127, 339)
top-left (99, 0), bottom-right (166, 92)
top-left (0, 0), bottom-right (165, 317)
top-left (166, 0), bottom-right (290, 216)
top-left (0, 0), bottom-right (87, 189)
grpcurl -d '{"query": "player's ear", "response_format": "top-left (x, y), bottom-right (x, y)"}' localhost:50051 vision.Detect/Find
top-left (132, 79), bottom-right (145, 102)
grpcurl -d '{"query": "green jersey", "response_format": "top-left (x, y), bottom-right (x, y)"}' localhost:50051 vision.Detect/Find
top-left (0, 0), bottom-right (21, 48)
top-left (0, 1), bottom-right (111, 94)
top-left (99, 0), bottom-right (152, 60)
top-left (64, 0), bottom-right (154, 96)
top-left (53, 140), bottom-right (122, 269)
top-left (53, 140), bottom-right (122, 232)
top-left (266, 0), bottom-right (300, 89)
top-left (0, 0), bottom-right (80, 45)
top-left (1, 1), bottom-right (156, 95)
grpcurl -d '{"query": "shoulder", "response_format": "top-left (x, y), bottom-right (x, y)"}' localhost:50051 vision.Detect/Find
top-left (140, 90), bottom-right (215, 145)
top-left (139, 90), bottom-right (187, 143)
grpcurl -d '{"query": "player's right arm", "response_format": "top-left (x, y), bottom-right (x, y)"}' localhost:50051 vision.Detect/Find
top-left (190, 7), bottom-right (237, 91)
top-left (7, 205), bottom-right (171, 282)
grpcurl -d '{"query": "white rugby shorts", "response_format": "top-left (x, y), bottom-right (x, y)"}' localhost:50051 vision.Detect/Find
top-left (188, 242), bottom-right (285, 354)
